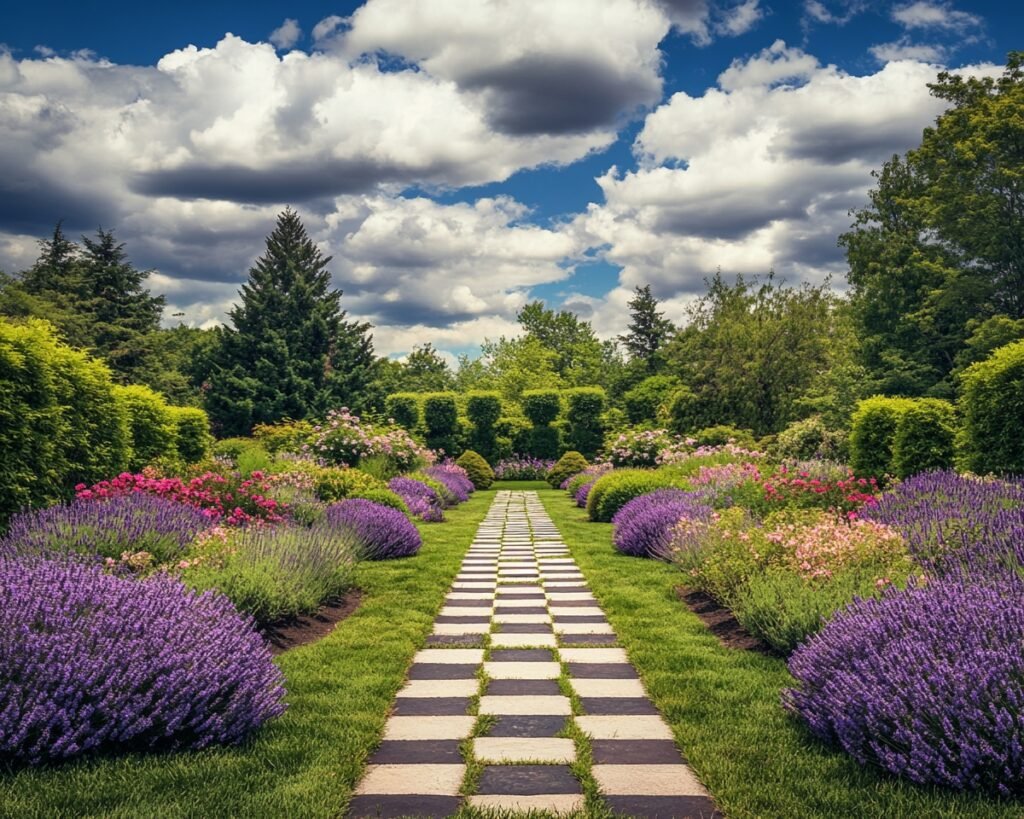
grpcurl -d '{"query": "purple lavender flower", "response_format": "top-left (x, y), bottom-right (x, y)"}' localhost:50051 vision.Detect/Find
top-left (422, 464), bottom-right (474, 504)
top-left (1, 494), bottom-right (211, 566)
top-left (0, 556), bottom-right (286, 765)
top-left (863, 470), bottom-right (1024, 581)
top-left (612, 489), bottom-right (713, 558)
top-left (325, 499), bottom-right (422, 560)
top-left (575, 480), bottom-right (596, 508)
top-left (493, 457), bottom-right (556, 480)
top-left (388, 476), bottom-right (445, 522)
top-left (785, 578), bottom-right (1024, 796)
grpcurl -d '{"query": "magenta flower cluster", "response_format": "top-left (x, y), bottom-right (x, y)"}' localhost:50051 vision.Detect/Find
top-left (325, 499), bottom-right (422, 560)
top-left (612, 489), bottom-right (713, 558)
top-left (786, 578), bottom-right (1024, 796)
top-left (0, 557), bottom-right (286, 765)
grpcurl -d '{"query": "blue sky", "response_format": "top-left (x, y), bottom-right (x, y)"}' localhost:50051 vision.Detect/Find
top-left (0, 0), bottom-right (1018, 359)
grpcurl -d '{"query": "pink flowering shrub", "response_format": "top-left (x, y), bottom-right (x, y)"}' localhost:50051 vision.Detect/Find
top-left (604, 428), bottom-right (683, 467)
top-left (76, 470), bottom-right (285, 526)
top-left (304, 408), bottom-right (432, 472)
top-left (766, 513), bottom-right (907, 581)
top-left (760, 463), bottom-right (879, 517)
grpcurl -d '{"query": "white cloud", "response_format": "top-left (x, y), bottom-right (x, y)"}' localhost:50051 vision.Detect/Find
top-left (802, 0), bottom-right (866, 26)
top-left (892, 1), bottom-right (983, 32)
top-left (717, 40), bottom-right (820, 91)
top-left (869, 39), bottom-right (948, 63)
top-left (716, 0), bottom-right (764, 37)
top-left (268, 18), bottom-right (302, 50)
top-left (311, 15), bottom-right (346, 46)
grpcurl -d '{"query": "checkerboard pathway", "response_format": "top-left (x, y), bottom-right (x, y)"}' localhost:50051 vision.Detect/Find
top-left (348, 491), bottom-right (720, 819)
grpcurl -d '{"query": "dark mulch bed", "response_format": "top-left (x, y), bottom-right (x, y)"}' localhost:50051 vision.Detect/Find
top-left (676, 586), bottom-right (781, 658)
top-left (262, 590), bottom-right (363, 655)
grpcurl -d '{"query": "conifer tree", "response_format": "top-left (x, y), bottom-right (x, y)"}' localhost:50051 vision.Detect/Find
top-left (618, 284), bottom-right (674, 372)
top-left (205, 208), bottom-right (374, 435)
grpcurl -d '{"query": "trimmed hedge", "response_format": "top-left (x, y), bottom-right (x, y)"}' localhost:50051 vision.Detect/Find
top-left (114, 385), bottom-right (179, 471)
top-left (892, 399), bottom-right (957, 479)
top-left (385, 393), bottom-right (421, 431)
top-left (586, 469), bottom-right (677, 522)
top-left (521, 390), bottom-right (561, 425)
top-left (465, 391), bottom-right (502, 461)
top-left (849, 396), bottom-right (917, 480)
top-left (456, 450), bottom-right (494, 490)
top-left (775, 415), bottom-right (847, 462)
top-left (564, 387), bottom-right (606, 458)
top-left (623, 376), bottom-right (679, 425)
top-left (422, 392), bottom-right (459, 456)
top-left (170, 406), bottom-right (214, 463)
top-left (959, 339), bottom-right (1024, 476)
top-left (547, 451), bottom-right (589, 488)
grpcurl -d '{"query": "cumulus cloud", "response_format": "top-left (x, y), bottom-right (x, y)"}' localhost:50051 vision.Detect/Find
top-left (802, 0), bottom-right (867, 26)
top-left (268, 19), bottom-right (302, 50)
top-left (869, 39), bottom-right (948, 63)
top-left (891, 1), bottom-right (983, 33)
top-left (716, 0), bottom-right (764, 37)
top-left (572, 44), bottom-right (1002, 335)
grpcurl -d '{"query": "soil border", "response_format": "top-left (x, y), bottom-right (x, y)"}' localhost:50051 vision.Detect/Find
top-left (675, 586), bottom-right (782, 658)
top-left (262, 589), bottom-right (364, 655)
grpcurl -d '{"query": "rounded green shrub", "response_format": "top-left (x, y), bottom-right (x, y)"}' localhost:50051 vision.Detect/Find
top-left (212, 437), bottom-right (263, 460)
top-left (456, 450), bottom-right (494, 489)
top-left (566, 470), bottom-right (595, 497)
top-left (422, 392), bottom-right (459, 455)
top-left (623, 376), bottom-right (680, 425)
top-left (849, 396), bottom-right (916, 480)
top-left (586, 469), bottom-right (676, 522)
top-left (496, 415), bottom-right (532, 456)
top-left (113, 385), bottom-right (178, 470)
top-left (466, 392), bottom-right (503, 428)
top-left (521, 390), bottom-right (561, 426)
top-left (313, 466), bottom-right (387, 503)
top-left (694, 425), bottom-right (758, 449)
top-left (170, 406), bottom-right (214, 463)
top-left (385, 393), bottom-right (421, 430)
top-left (774, 415), bottom-right (847, 462)
top-left (547, 451), bottom-right (589, 488)
top-left (352, 487), bottom-right (409, 514)
top-left (564, 387), bottom-right (606, 458)
top-left (666, 386), bottom-right (700, 434)
top-left (959, 339), bottom-right (1024, 476)
top-left (891, 399), bottom-right (957, 479)
top-left (251, 419), bottom-right (314, 454)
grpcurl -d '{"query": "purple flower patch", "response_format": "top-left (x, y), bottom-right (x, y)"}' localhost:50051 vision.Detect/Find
top-left (612, 489), bottom-right (713, 558)
top-left (325, 499), bottom-right (422, 560)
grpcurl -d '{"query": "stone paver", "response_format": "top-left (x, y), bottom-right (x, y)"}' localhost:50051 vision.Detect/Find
top-left (348, 491), bottom-right (718, 818)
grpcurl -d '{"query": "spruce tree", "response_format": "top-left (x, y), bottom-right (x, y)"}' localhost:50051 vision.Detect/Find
top-left (618, 285), bottom-right (674, 372)
top-left (205, 208), bottom-right (374, 436)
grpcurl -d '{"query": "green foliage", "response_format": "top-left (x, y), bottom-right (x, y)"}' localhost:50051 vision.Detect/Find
top-left (517, 300), bottom-right (605, 386)
top-left (236, 446), bottom-right (273, 477)
top-left (665, 385), bottom-right (700, 434)
top-left (251, 419), bottom-right (314, 454)
top-left (113, 385), bottom-right (177, 470)
top-left (376, 344), bottom-right (454, 396)
top-left (849, 396), bottom-right (916, 480)
top-left (464, 391), bottom-right (503, 460)
top-left (527, 425), bottom-right (561, 460)
top-left (456, 450), bottom-right (494, 489)
top-left (547, 451), bottom-right (589, 488)
top-left (694, 425), bottom-right (758, 449)
top-left (204, 209), bottom-right (375, 436)
top-left (624, 375), bottom-right (680, 424)
top-left (421, 392), bottom-right (460, 454)
top-left (313, 467), bottom-right (387, 503)
top-left (774, 415), bottom-right (848, 462)
top-left (521, 389), bottom-right (561, 425)
top-left (212, 437), bottom-right (263, 460)
top-left (354, 487), bottom-right (409, 514)
top-left (563, 387), bottom-right (606, 458)
top-left (169, 406), bottom-right (213, 463)
top-left (958, 339), bottom-right (1024, 475)
top-left (891, 399), bottom-right (957, 479)
top-left (618, 285), bottom-right (675, 372)
top-left (586, 469), bottom-right (676, 522)
top-left (384, 393), bottom-right (420, 430)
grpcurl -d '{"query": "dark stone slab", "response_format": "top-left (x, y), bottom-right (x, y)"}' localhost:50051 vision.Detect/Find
top-left (347, 794), bottom-right (462, 818)
top-left (434, 615), bottom-right (492, 624)
top-left (547, 600), bottom-right (598, 607)
top-left (493, 606), bottom-right (549, 614)
top-left (443, 599), bottom-right (495, 608)
top-left (407, 663), bottom-right (479, 680)
top-left (489, 649), bottom-right (555, 662)
top-left (589, 739), bottom-right (684, 765)
top-left (425, 635), bottom-right (485, 647)
top-left (369, 739), bottom-right (464, 764)
top-left (392, 697), bottom-right (471, 716)
top-left (494, 623), bottom-right (553, 634)
top-left (580, 697), bottom-right (659, 715)
top-left (487, 679), bottom-right (562, 696)
top-left (559, 634), bottom-right (618, 646)
top-left (567, 662), bottom-right (639, 679)
top-left (477, 764), bottom-right (581, 795)
top-left (604, 795), bottom-right (722, 818)
top-left (495, 593), bottom-right (546, 600)
top-left (552, 615), bottom-right (609, 623)
top-left (485, 715), bottom-right (568, 737)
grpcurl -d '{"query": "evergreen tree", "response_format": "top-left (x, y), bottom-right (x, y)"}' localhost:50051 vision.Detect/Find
top-left (618, 285), bottom-right (674, 372)
top-left (22, 222), bottom-right (80, 297)
top-left (205, 208), bottom-right (375, 436)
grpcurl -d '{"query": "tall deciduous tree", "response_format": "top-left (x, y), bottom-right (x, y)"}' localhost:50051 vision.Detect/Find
top-left (205, 208), bottom-right (374, 436)
top-left (516, 301), bottom-right (604, 385)
top-left (618, 285), bottom-right (674, 372)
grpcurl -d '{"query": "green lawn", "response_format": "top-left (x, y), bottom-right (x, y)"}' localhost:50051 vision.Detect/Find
top-left (0, 491), bottom-right (495, 819)
top-left (539, 487), bottom-right (1022, 819)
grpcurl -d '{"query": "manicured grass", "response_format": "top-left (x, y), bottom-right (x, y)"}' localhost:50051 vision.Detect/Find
top-left (491, 479), bottom-right (549, 491)
top-left (0, 491), bottom-right (495, 819)
top-left (540, 487), bottom-right (1023, 819)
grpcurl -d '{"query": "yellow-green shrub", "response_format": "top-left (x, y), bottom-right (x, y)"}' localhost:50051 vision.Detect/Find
top-left (849, 396), bottom-right (916, 480)
top-left (891, 399), bottom-right (956, 479)
top-left (170, 406), bottom-right (213, 463)
top-left (114, 385), bottom-right (178, 470)
top-left (959, 339), bottom-right (1024, 475)
top-left (456, 450), bottom-right (494, 489)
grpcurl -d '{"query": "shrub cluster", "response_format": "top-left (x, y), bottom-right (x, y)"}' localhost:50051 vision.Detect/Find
top-left (388, 476), bottom-right (445, 522)
top-left (423, 463), bottom-right (475, 503)
top-left (493, 456), bottom-right (555, 481)
top-left (305, 407), bottom-right (430, 473)
top-left (958, 339), bottom-right (1024, 475)
top-left (456, 450), bottom-right (494, 489)
top-left (586, 469), bottom-right (676, 522)
top-left (563, 387), bottom-right (606, 458)
top-left (547, 451), bottom-right (589, 488)
top-left (465, 392), bottom-right (503, 461)
top-left (325, 499), bottom-right (422, 560)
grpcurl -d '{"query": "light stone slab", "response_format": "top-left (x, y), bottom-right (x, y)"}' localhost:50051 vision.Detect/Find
top-left (558, 648), bottom-right (629, 663)
top-left (397, 679), bottom-right (479, 698)
top-left (569, 678), bottom-right (647, 698)
top-left (575, 716), bottom-right (674, 740)
top-left (440, 607), bottom-right (492, 617)
top-left (554, 622), bottom-right (614, 634)
top-left (382, 716), bottom-right (476, 740)
top-left (479, 695), bottom-right (572, 715)
top-left (413, 648), bottom-right (484, 664)
top-left (355, 764), bottom-right (465, 795)
top-left (483, 661), bottom-right (561, 679)
top-left (432, 622), bottom-right (490, 635)
top-left (493, 613), bottom-right (551, 624)
top-left (473, 737), bottom-right (576, 763)
top-left (547, 593), bottom-right (597, 601)
top-left (490, 632), bottom-right (557, 648)
top-left (592, 764), bottom-right (706, 796)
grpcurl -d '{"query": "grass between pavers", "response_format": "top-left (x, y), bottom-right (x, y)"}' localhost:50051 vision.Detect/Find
top-left (491, 480), bottom-right (550, 491)
top-left (0, 490), bottom-right (495, 819)
top-left (539, 487), bottom-right (1024, 819)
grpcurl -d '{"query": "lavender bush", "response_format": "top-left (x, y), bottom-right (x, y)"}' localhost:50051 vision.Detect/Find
top-left (0, 494), bottom-right (211, 566)
top-left (785, 579), bottom-right (1024, 795)
top-left (863, 470), bottom-right (1024, 581)
top-left (575, 480), bottom-right (596, 508)
top-left (388, 476), bottom-right (444, 522)
top-left (493, 456), bottom-right (555, 480)
top-left (612, 489), bottom-right (713, 558)
top-left (422, 463), bottom-right (474, 504)
top-left (182, 523), bottom-right (357, 624)
top-left (325, 499), bottom-right (422, 560)
top-left (0, 556), bottom-right (285, 765)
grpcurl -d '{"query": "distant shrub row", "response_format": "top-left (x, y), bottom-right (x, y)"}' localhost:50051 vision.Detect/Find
top-left (1, 319), bottom-right (212, 527)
